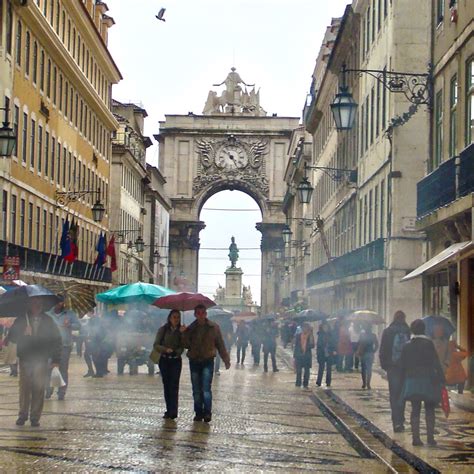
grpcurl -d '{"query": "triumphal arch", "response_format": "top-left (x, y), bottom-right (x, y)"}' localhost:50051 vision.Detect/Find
top-left (155, 69), bottom-right (299, 312)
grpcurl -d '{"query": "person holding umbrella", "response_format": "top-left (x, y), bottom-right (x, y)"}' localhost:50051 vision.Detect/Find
top-left (4, 288), bottom-right (62, 427)
top-left (181, 304), bottom-right (230, 423)
top-left (153, 310), bottom-right (186, 419)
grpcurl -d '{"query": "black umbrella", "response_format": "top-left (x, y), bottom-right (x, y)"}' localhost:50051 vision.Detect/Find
top-left (294, 309), bottom-right (328, 322)
top-left (0, 284), bottom-right (61, 318)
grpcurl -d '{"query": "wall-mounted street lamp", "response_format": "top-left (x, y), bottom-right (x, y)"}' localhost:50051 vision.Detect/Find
top-left (331, 64), bottom-right (432, 132)
top-left (0, 102), bottom-right (17, 157)
top-left (296, 162), bottom-right (357, 204)
top-left (55, 188), bottom-right (106, 222)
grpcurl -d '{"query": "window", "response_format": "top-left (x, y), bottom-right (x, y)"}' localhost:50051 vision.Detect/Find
top-left (2, 191), bottom-right (7, 240)
top-left (15, 21), bottom-right (22, 66)
top-left (40, 50), bottom-right (45, 91)
top-left (374, 185), bottom-right (379, 239)
top-left (435, 90), bottom-right (443, 168)
top-left (378, 0), bottom-right (382, 31)
top-left (46, 59), bottom-right (51, 97)
top-left (59, 75), bottom-right (63, 110)
top-left (370, 87), bottom-right (375, 144)
top-left (364, 97), bottom-right (369, 151)
top-left (67, 19), bottom-right (71, 50)
top-left (20, 199), bottom-right (25, 246)
top-left (35, 206), bottom-right (40, 249)
top-left (57, 141), bottom-right (61, 184)
top-left (366, 7), bottom-right (371, 51)
top-left (37, 124), bottom-right (43, 172)
top-left (437, 0), bottom-right (444, 25)
top-left (380, 180), bottom-right (385, 237)
top-left (51, 137), bottom-right (55, 181)
top-left (466, 58), bottom-right (474, 145)
top-left (55, 2), bottom-right (60, 33)
top-left (25, 32), bottom-right (30, 75)
top-left (53, 67), bottom-right (57, 104)
top-left (376, 80), bottom-right (381, 137)
top-left (30, 118), bottom-right (36, 168)
top-left (6, 2), bottom-right (13, 55)
top-left (43, 0), bottom-right (48, 16)
top-left (382, 66), bottom-right (387, 130)
top-left (32, 41), bottom-right (38, 84)
top-left (11, 195), bottom-right (17, 244)
top-left (44, 131), bottom-right (49, 177)
top-left (62, 146), bottom-right (67, 186)
top-left (13, 105), bottom-right (19, 156)
top-left (42, 209), bottom-right (47, 251)
top-left (368, 190), bottom-right (373, 242)
top-left (449, 75), bottom-right (458, 157)
top-left (61, 11), bottom-right (65, 41)
top-left (22, 112), bottom-right (28, 163)
top-left (28, 203), bottom-right (33, 246)
top-left (64, 82), bottom-right (68, 117)
top-left (49, 211), bottom-right (53, 252)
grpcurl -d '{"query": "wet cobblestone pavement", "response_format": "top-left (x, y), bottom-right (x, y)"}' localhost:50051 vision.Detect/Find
top-left (0, 353), bottom-right (390, 472)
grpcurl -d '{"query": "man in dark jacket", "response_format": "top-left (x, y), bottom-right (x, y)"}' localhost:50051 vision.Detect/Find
top-left (8, 296), bottom-right (62, 427)
top-left (262, 322), bottom-right (279, 373)
top-left (182, 304), bottom-right (230, 423)
top-left (379, 310), bottom-right (411, 432)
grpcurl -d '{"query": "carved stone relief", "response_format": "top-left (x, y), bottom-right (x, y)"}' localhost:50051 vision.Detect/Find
top-left (193, 135), bottom-right (269, 196)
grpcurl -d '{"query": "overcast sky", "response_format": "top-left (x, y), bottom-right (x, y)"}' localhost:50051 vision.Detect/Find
top-left (108, 0), bottom-right (350, 304)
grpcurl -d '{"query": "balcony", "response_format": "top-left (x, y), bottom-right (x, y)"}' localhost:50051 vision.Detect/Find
top-left (0, 240), bottom-right (111, 283)
top-left (417, 144), bottom-right (474, 218)
top-left (307, 238), bottom-right (385, 287)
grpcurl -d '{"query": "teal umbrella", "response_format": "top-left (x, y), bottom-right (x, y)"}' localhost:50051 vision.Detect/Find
top-left (96, 282), bottom-right (175, 305)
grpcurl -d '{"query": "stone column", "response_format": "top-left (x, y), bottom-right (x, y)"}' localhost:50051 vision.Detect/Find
top-left (168, 220), bottom-right (205, 292)
top-left (256, 222), bottom-right (286, 314)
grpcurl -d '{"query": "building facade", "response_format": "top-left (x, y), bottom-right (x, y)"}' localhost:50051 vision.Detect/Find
top-left (405, 0), bottom-right (474, 382)
top-left (110, 99), bottom-right (151, 284)
top-left (0, 0), bottom-right (121, 299)
top-left (283, 0), bottom-right (432, 325)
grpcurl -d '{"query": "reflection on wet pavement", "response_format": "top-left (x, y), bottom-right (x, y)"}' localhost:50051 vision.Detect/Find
top-left (0, 354), bottom-right (389, 472)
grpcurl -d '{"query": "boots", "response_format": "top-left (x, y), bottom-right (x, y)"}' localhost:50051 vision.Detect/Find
top-left (411, 412), bottom-right (423, 446)
top-left (426, 405), bottom-right (437, 446)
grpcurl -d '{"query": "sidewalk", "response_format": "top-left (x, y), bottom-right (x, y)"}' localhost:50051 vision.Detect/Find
top-left (278, 345), bottom-right (474, 473)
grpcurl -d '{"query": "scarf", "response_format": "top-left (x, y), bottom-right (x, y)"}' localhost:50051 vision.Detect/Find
top-left (300, 332), bottom-right (309, 353)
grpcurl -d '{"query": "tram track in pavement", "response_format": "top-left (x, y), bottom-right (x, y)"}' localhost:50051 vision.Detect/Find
top-left (277, 347), bottom-right (439, 473)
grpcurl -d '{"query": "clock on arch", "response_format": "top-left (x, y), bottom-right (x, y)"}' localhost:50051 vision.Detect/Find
top-left (215, 144), bottom-right (249, 170)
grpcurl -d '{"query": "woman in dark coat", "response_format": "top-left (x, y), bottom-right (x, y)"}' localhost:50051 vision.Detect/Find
top-left (153, 310), bottom-right (185, 419)
top-left (293, 323), bottom-right (315, 388)
top-left (316, 321), bottom-right (336, 387)
top-left (400, 319), bottom-right (446, 446)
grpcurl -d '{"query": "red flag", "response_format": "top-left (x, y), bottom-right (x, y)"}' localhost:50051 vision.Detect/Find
top-left (64, 219), bottom-right (78, 262)
top-left (106, 235), bottom-right (117, 272)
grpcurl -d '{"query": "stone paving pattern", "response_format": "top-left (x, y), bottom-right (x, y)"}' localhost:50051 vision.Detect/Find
top-left (0, 354), bottom-right (387, 472)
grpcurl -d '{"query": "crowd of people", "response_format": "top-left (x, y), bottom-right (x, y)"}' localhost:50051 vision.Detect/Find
top-left (0, 297), bottom-right (469, 447)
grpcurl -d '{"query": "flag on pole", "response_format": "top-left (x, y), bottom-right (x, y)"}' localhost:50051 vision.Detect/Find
top-left (60, 219), bottom-right (71, 259)
top-left (106, 235), bottom-right (118, 272)
top-left (64, 219), bottom-right (79, 262)
top-left (94, 233), bottom-right (107, 267)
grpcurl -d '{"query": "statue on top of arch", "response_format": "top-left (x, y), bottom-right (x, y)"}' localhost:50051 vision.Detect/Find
top-left (203, 67), bottom-right (267, 116)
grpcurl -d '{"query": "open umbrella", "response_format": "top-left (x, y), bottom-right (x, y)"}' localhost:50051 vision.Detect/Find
top-left (0, 285), bottom-right (61, 317)
top-left (153, 292), bottom-right (216, 311)
top-left (95, 282), bottom-right (175, 305)
top-left (422, 315), bottom-right (455, 338)
top-left (346, 310), bottom-right (385, 325)
top-left (207, 308), bottom-right (234, 324)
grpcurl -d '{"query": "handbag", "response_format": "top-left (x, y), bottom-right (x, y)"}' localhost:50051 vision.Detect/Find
top-left (441, 386), bottom-right (450, 418)
top-left (149, 327), bottom-right (166, 364)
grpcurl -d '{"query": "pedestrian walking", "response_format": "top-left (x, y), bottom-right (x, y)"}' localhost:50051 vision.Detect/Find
top-left (235, 320), bottom-right (249, 365)
top-left (45, 298), bottom-right (81, 400)
top-left (445, 340), bottom-right (468, 394)
top-left (262, 321), bottom-right (279, 373)
top-left (379, 310), bottom-right (411, 432)
top-left (316, 321), bottom-right (336, 387)
top-left (89, 314), bottom-right (107, 377)
top-left (348, 322), bottom-right (360, 371)
top-left (293, 323), bottom-right (314, 388)
top-left (400, 319), bottom-right (446, 446)
top-left (8, 296), bottom-right (62, 427)
top-left (250, 324), bottom-right (262, 366)
top-left (153, 310), bottom-right (186, 419)
top-left (357, 324), bottom-right (378, 390)
top-left (182, 304), bottom-right (230, 423)
top-left (336, 320), bottom-right (352, 372)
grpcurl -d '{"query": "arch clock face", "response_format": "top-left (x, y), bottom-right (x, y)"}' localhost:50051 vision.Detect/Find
top-left (215, 145), bottom-right (248, 170)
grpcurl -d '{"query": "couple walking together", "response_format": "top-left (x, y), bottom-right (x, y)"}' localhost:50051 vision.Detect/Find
top-left (153, 304), bottom-right (230, 422)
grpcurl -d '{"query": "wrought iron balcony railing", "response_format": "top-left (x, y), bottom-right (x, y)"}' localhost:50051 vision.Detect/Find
top-left (306, 238), bottom-right (385, 287)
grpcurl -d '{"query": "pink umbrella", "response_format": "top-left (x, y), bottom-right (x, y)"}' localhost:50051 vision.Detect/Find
top-left (153, 292), bottom-right (216, 311)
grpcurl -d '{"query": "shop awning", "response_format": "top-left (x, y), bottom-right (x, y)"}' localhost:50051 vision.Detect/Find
top-left (401, 241), bottom-right (473, 282)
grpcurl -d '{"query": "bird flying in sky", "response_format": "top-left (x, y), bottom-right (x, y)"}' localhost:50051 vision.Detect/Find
top-left (156, 8), bottom-right (166, 22)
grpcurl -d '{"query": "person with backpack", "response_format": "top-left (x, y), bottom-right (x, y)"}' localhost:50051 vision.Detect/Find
top-left (379, 310), bottom-right (411, 433)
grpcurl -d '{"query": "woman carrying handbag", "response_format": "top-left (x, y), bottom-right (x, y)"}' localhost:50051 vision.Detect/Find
top-left (152, 310), bottom-right (186, 420)
top-left (400, 319), bottom-right (446, 446)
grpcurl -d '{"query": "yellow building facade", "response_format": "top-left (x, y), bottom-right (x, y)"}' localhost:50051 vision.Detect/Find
top-left (0, 0), bottom-right (121, 300)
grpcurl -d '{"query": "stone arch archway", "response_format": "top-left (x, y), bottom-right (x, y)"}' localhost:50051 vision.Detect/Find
top-left (155, 113), bottom-right (299, 312)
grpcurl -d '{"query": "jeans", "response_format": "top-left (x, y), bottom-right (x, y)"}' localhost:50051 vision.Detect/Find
top-left (159, 357), bottom-right (182, 417)
top-left (316, 357), bottom-right (332, 386)
top-left (189, 359), bottom-right (214, 416)
top-left (295, 358), bottom-right (310, 387)
top-left (361, 353), bottom-right (374, 387)
top-left (387, 366), bottom-right (406, 428)
top-left (236, 343), bottom-right (247, 364)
